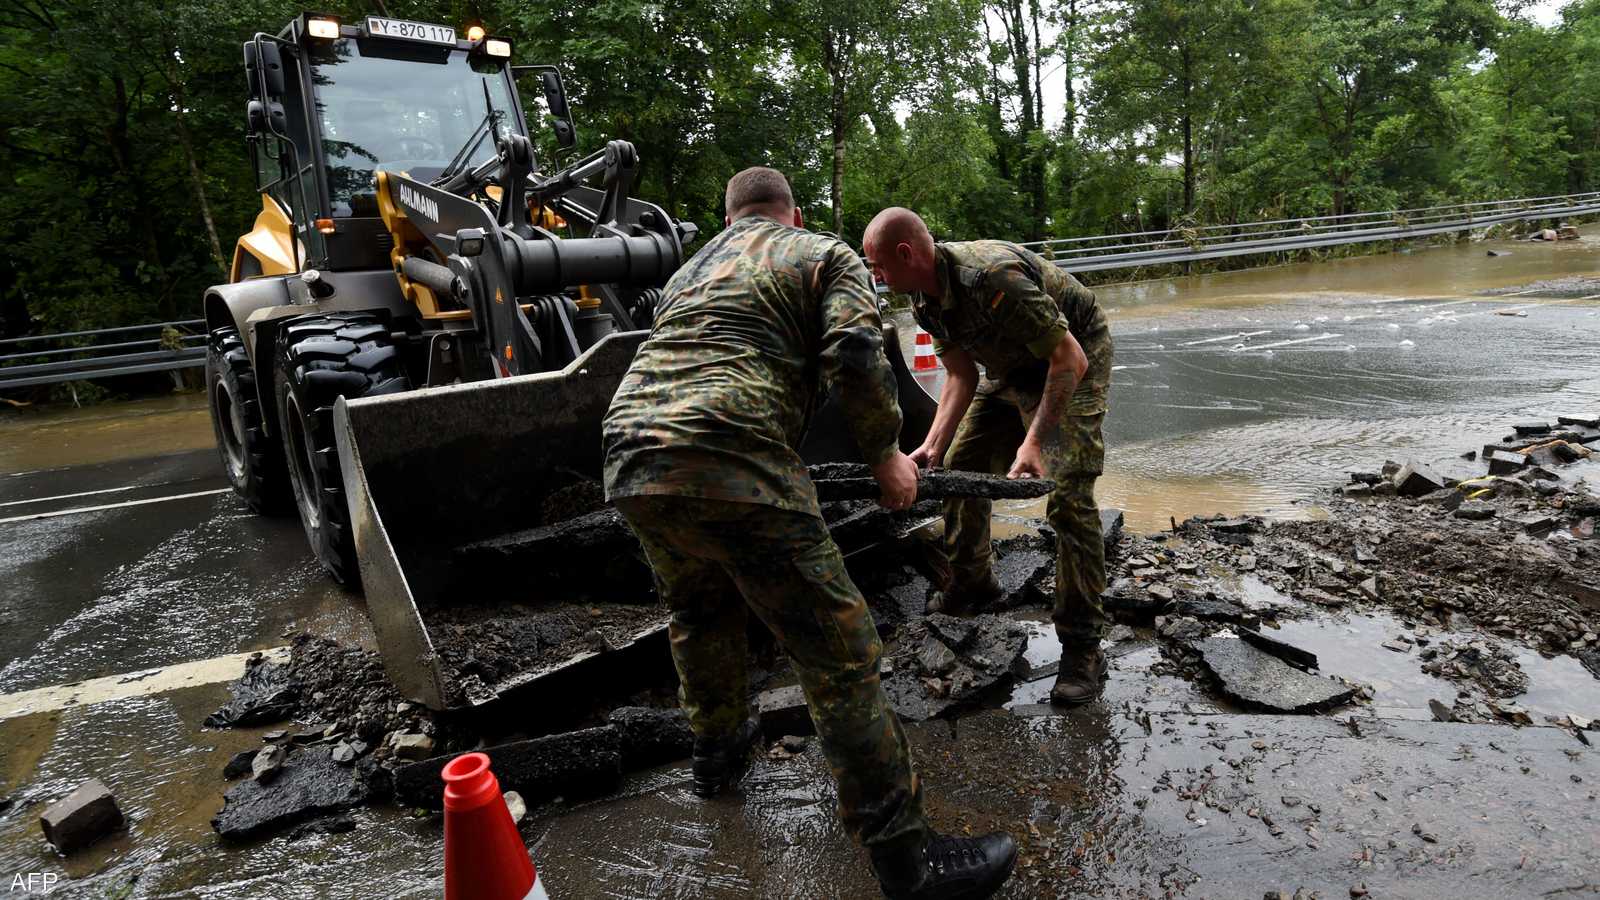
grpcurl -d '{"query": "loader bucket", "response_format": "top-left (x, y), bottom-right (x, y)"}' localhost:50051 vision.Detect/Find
top-left (335, 324), bottom-right (936, 711)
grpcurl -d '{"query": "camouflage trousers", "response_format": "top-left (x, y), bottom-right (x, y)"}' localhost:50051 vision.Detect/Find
top-left (943, 384), bottom-right (1110, 648)
top-left (614, 494), bottom-right (932, 852)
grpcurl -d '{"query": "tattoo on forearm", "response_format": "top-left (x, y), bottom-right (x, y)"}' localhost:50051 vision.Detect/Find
top-left (1033, 366), bottom-right (1078, 448)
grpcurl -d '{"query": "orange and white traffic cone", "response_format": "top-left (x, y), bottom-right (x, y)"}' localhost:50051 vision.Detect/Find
top-left (442, 752), bottom-right (550, 899)
top-left (913, 327), bottom-right (940, 372)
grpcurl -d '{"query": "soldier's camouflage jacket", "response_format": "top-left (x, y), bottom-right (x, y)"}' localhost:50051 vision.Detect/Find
top-left (910, 240), bottom-right (1112, 415)
top-left (603, 216), bottom-right (903, 517)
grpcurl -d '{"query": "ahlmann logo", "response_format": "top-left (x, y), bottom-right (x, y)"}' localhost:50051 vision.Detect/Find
top-left (398, 184), bottom-right (439, 223)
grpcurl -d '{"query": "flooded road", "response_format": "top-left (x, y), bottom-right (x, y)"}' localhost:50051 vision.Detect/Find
top-left (0, 231), bottom-right (1596, 896)
top-left (897, 229), bottom-right (1600, 531)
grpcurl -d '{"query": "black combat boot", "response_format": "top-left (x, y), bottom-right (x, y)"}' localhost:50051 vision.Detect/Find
top-left (927, 569), bottom-right (1002, 617)
top-left (691, 717), bottom-right (761, 797)
top-left (1049, 643), bottom-right (1108, 705)
top-left (872, 831), bottom-right (1018, 899)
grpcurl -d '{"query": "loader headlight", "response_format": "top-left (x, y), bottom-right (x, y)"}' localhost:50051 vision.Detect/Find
top-left (466, 25), bottom-right (486, 41)
top-left (307, 16), bottom-right (340, 39)
top-left (484, 38), bottom-right (512, 58)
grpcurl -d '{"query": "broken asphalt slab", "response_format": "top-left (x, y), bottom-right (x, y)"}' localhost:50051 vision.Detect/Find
top-left (1189, 634), bottom-right (1356, 713)
top-left (392, 726), bottom-right (623, 810)
top-left (203, 654), bottom-right (297, 727)
top-left (806, 464), bottom-right (1055, 502)
top-left (211, 748), bottom-right (385, 841)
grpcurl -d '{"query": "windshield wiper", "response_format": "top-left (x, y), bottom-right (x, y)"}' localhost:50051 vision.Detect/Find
top-left (432, 79), bottom-right (503, 190)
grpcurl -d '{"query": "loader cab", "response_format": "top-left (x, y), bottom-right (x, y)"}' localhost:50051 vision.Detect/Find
top-left (243, 13), bottom-right (536, 273)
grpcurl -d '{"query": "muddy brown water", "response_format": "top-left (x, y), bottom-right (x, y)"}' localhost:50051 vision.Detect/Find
top-left (898, 227), bottom-right (1600, 532)
top-left (1, 231), bottom-right (1598, 896)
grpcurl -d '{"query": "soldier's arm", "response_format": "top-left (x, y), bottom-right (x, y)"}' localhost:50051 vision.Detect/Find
top-left (910, 344), bottom-right (978, 470)
top-left (1009, 332), bottom-right (1089, 479)
top-left (983, 262), bottom-right (1089, 478)
top-left (814, 243), bottom-right (904, 467)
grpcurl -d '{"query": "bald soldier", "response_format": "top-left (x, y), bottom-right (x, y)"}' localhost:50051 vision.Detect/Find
top-left (863, 208), bottom-right (1114, 705)
top-left (604, 170), bottom-right (1016, 898)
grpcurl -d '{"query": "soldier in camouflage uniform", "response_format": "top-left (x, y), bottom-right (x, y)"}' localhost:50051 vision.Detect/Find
top-left (603, 169), bottom-right (1016, 899)
top-left (863, 207), bottom-right (1114, 705)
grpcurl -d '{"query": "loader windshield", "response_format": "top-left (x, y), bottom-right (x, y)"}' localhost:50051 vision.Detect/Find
top-left (308, 38), bottom-right (520, 217)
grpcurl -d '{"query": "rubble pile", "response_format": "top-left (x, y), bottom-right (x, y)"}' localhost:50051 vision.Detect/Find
top-left (1418, 638), bottom-right (1530, 698)
top-left (199, 411), bottom-right (1598, 845)
top-left (881, 613), bottom-right (1030, 721)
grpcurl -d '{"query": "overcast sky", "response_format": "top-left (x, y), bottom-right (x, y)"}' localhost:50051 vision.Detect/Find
top-left (1029, 0), bottom-right (1573, 129)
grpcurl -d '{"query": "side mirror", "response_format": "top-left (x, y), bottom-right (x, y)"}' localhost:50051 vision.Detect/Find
top-left (258, 40), bottom-right (287, 98)
top-left (244, 42), bottom-right (261, 101)
top-left (247, 99), bottom-right (267, 134)
top-left (541, 71), bottom-right (569, 119)
top-left (541, 71), bottom-right (577, 150)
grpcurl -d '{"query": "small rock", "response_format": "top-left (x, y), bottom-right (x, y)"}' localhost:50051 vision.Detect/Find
top-left (330, 742), bottom-right (358, 765)
top-left (780, 735), bottom-right (809, 753)
top-left (1351, 883), bottom-right (1369, 897)
top-left (1148, 584), bottom-right (1174, 602)
top-left (253, 744), bottom-right (288, 783)
top-left (757, 685), bottom-right (812, 738)
top-left (1453, 500), bottom-right (1496, 521)
top-left (1394, 460), bottom-right (1446, 497)
top-left (1428, 699), bottom-right (1455, 722)
top-left (223, 749), bottom-right (257, 780)
top-left (1300, 588), bottom-right (1347, 608)
top-left (1342, 484), bottom-right (1373, 499)
top-left (391, 733), bottom-right (435, 761)
top-left (1357, 577), bottom-right (1380, 602)
top-left (1486, 450), bottom-right (1529, 476)
top-left (39, 779), bottom-right (124, 854)
top-left (1381, 639), bottom-right (1410, 653)
top-left (503, 791), bottom-right (526, 825)
top-left (917, 637), bottom-right (958, 676)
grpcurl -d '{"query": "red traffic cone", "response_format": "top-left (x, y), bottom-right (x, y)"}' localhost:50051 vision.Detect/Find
top-left (442, 752), bottom-right (548, 899)
top-left (913, 327), bottom-right (940, 371)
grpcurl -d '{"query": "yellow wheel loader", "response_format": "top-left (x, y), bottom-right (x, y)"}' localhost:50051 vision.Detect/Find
top-left (204, 12), bottom-right (936, 711)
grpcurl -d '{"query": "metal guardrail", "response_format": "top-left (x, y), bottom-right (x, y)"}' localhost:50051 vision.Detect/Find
top-left (5, 194), bottom-right (1594, 390)
top-left (1023, 193), bottom-right (1600, 273)
top-left (0, 319), bottom-right (207, 390)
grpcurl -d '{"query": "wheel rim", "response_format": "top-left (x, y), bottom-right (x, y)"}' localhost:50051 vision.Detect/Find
top-left (280, 381), bottom-right (323, 531)
top-left (211, 371), bottom-right (247, 480)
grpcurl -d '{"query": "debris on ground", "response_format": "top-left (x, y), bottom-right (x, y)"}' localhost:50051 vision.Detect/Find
top-left (211, 747), bottom-right (384, 841)
top-left (1186, 633), bottom-right (1357, 713)
top-left (1418, 639), bottom-right (1530, 698)
top-left (203, 652), bottom-right (298, 727)
top-left (200, 409), bottom-right (1600, 846)
top-left (393, 727), bottom-right (622, 810)
top-left (881, 613), bottom-right (1029, 721)
top-left (39, 779), bottom-right (124, 854)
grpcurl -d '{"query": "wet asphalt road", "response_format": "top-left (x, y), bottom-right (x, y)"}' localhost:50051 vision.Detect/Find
top-left (0, 446), bottom-right (363, 695)
top-left (1, 234), bottom-right (1598, 896)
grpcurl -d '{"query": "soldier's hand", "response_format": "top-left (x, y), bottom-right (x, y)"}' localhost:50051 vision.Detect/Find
top-left (1007, 441), bottom-right (1047, 479)
top-left (908, 441), bottom-right (944, 470)
top-left (870, 451), bottom-right (921, 510)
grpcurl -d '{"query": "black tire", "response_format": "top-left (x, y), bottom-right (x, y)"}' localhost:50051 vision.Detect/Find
top-left (206, 326), bottom-right (291, 514)
top-left (274, 313), bottom-right (410, 585)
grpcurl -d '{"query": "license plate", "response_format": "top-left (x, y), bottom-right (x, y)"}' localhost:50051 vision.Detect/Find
top-left (365, 17), bottom-right (456, 46)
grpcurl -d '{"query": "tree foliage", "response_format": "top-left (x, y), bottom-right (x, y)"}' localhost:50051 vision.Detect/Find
top-left (1, 0), bottom-right (1595, 338)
